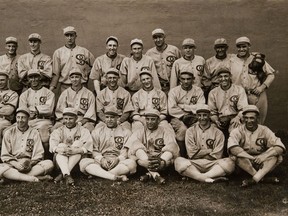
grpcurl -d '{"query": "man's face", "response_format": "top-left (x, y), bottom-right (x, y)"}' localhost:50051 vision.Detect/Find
top-left (70, 74), bottom-right (82, 87)
top-left (65, 32), bottom-right (77, 46)
top-left (215, 45), bottom-right (228, 58)
top-left (106, 40), bottom-right (118, 56)
top-left (180, 73), bottom-right (193, 90)
top-left (29, 40), bottom-right (41, 53)
top-left (243, 112), bottom-right (258, 131)
top-left (131, 44), bottom-right (143, 59)
top-left (16, 112), bottom-right (29, 129)
top-left (5, 43), bottom-right (17, 55)
top-left (197, 112), bottom-right (210, 127)
top-left (218, 72), bottom-right (231, 88)
top-left (140, 74), bottom-right (153, 90)
top-left (0, 75), bottom-right (8, 89)
top-left (28, 74), bottom-right (41, 88)
top-left (182, 45), bottom-right (195, 58)
top-left (105, 114), bottom-right (118, 128)
top-left (145, 116), bottom-right (159, 130)
top-left (106, 73), bottom-right (119, 89)
top-left (153, 34), bottom-right (165, 48)
top-left (237, 43), bottom-right (250, 58)
top-left (63, 115), bottom-right (77, 129)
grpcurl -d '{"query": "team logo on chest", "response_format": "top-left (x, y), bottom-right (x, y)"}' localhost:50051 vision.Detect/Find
top-left (39, 96), bottom-right (47, 105)
top-left (196, 65), bottom-right (204, 76)
top-left (166, 56), bottom-right (176, 67)
top-left (80, 98), bottom-right (89, 110)
top-left (230, 95), bottom-right (239, 103)
top-left (116, 63), bottom-right (121, 70)
top-left (255, 138), bottom-right (267, 151)
top-left (3, 94), bottom-right (10, 103)
top-left (190, 96), bottom-right (198, 105)
top-left (152, 98), bottom-right (160, 110)
top-left (114, 136), bottom-right (124, 150)
top-left (153, 138), bottom-right (165, 151)
top-left (26, 139), bottom-right (34, 152)
top-left (116, 98), bottom-right (124, 110)
top-left (76, 54), bottom-right (88, 66)
top-left (206, 139), bottom-right (215, 148)
top-left (37, 60), bottom-right (45, 70)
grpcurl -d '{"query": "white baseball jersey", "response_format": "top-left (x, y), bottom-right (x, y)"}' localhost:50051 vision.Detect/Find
top-left (1, 125), bottom-right (44, 162)
top-left (0, 88), bottom-right (19, 121)
top-left (19, 87), bottom-right (55, 116)
top-left (51, 45), bottom-right (95, 87)
top-left (89, 53), bottom-right (125, 86)
top-left (126, 125), bottom-right (179, 158)
top-left (146, 44), bottom-right (181, 81)
top-left (91, 124), bottom-right (132, 158)
top-left (131, 87), bottom-right (167, 116)
top-left (119, 55), bottom-right (161, 92)
top-left (185, 123), bottom-right (225, 160)
top-left (49, 124), bottom-right (93, 154)
top-left (55, 87), bottom-right (96, 122)
top-left (170, 56), bottom-right (207, 89)
top-left (208, 84), bottom-right (248, 117)
top-left (0, 54), bottom-right (22, 92)
top-left (168, 85), bottom-right (205, 118)
top-left (228, 124), bottom-right (286, 155)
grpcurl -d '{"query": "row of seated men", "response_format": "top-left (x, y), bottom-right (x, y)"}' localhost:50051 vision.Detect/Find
top-left (0, 65), bottom-right (285, 187)
top-left (1, 27), bottom-right (276, 129)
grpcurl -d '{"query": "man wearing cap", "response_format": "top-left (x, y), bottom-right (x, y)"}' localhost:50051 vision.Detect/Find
top-left (126, 109), bottom-right (179, 184)
top-left (96, 67), bottom-right (133, 130)
top-left (227, 105), bottom-right (285, 187)
top-left (0, 37), bottom-right (23, 95)
top-left (119, 38), bottom-right (161, 94)
top-left (18, 33), bottom-right (52, 89)
top-left (175, 104), bottom-right (235, 183)
top-left (170, 38), bottom-right (208, 91)
top-left (51, 26), bottom-right (95, 93)
top-left (54, 68), bottom-right (96, 132)
top-left (131, 68), bottom-right (172, 133)
top-left (230, 36), bottom-right (276, 124)
top-left (90, 36), bottom-right (125, 96)
top-left (79, 106), bottom-right (136, 181)
top-left (206, 38), bottom-right (232, 90)
top-left (168, 69), bottom-right (205, 156)
top-left (0, 107), bottom-right (54, 183)
top-left (19, 68), bottom-right (55, 154)
top-left (146, 28), bottom-right (181, 94)
top-left (50, 107), bottom-right (93, 186)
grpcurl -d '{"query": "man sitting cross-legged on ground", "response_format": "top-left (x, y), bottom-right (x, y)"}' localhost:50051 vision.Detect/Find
top-left (127, 109), bottom-right (179, 184)
top-left (49, 108), bottom-right (93, 186)
top-left (80, 106), bottom-right (136, 181)
top-left (227, 105), bottom-right (286, 187)
top-left (175, 104), bottom-right (235, 183)
top-left (0, 107), bottom-right (54, 183)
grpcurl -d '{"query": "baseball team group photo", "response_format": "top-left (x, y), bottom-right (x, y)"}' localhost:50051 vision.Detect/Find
top-left (0, 0), bottom-right (287, 215)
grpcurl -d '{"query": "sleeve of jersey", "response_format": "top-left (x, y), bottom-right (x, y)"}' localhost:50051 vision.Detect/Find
top-left (80, 127), bottom-right (93, 153)
top-left (89, 57), bottom-right (102, 80)
top-left (185, 128), bottom-right (200, 159)
top-left (122, 90), bottom-right (134, 113)
top-left (168, 89), bottom-right (185, 118)
top-left (88, 52), bottom-right (95, 69)
top-left (51, 51), bottom-right (61, 88)
top-left (265, 127), bottom-right (286, 153)
top-left (209, 129), bottom-right (225, 160)
top-left (227, 128), bottom-right (243, 154)
top-left (41, 56), bottom-right (53, 78)
top-left (49, 129), bottom-right (62, 153)
top-left (126, 130), bottom-right (146, 156)
top-left (1, 130), bottom-right (15, 162)
top-left (91, 128), bottom-right (103, 161)
top-left (0, 91), bottom-right (18, 115)
top-left (263, 61), bottom-right (275, 88)
top-left (159, 91), bottom-right (168, 115)
top-left (119, 58), bottom-right (128, 86)
top-left (55, 92), bottom-right (67, 120)
top-left (150, 59), bottom-right (161, 89)
top-left (236, 86), bottom-right (248, 111)
top-left (19, 91), bottom-right (29, 108)
top-left (207, 90), bottom-right (218, 117)
top-left (131, 93), bottom-right (140, 117)
top-left (17, 56), bottom-right (29, 80)
top-left (36, 90), bottom-right (55, 115)
top-left (30, 129), bottom-right (45, 162)
top-left (170, 61), bottom-right (179, 89)
top-left (83, 91), bottom-right (96, 122)
top-left (162, 131), bottom-right (179, 158)
top-left (176, 48), bottom-right (182, 59)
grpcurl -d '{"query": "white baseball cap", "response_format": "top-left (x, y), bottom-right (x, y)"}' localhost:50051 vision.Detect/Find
top-left (16, 107), bottom-right (30, 117)
top-left (214, 38), bottom-right (228, 47)
top-left (106, 68), bottom-right (120, 76)
top-left (130, 38), bottom-right (143, 47)
top-left (28, 33), bottom-right (41, 41)
top-left (106, 36), bottom-right (119, 44)
top-left (242, 105), bottom-right (259, 115)
top-left (152, 28), bottom-right (165, 36)
top-left (182, 38), bottom-right (196, 47)
top-left (69, 68), bottom-right (83, 77)
top-left (236, 36), bottom-right (250, 46)
top-left (63, 26), bottom-right (77, 35)
top-left (63, 107), bottom-right (78, 116)
top-left (144, 109), bottom-right (160, 117)
top-left (6, 36), bottom-right (17, 44)
top-left (139, 68), bottom-right (152, 77)
top-left (27, 69), bottom-right (41, 77)
top-left (196, 104), bottom-right (211, 113)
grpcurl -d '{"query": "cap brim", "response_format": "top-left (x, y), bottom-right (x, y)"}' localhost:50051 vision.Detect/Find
top-left (63, 112), bottom-right (77, 116)
top-left (16, 110), bottom-right (30, 117)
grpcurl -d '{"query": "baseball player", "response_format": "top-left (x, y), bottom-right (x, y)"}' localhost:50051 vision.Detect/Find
top-left (228, 105), bottom-right (286, 187)
top-left (50, 107), bottom-right (93, 186)
top-left (0, 71), bottom-right (19, 150)
top-left (170, 38), bottom-right (209, 91)
top-left (0, 107), bottom-right (54, 183)
top-left (0, 37), bottom-right (23, 95)
top-left (208, 68), bottom-right (248, 138)
top-left (230, 36), bottom-right (276, 124)
top-left (90, 36), bottom-right (125, 96)
top-left (51, 26), bottom-right (95, 93)
top-left (146, 28), bottom-right (181, 94)
top-left (131, 68), bottom-right (173, 134)
top-left (54, 67), bottom-right (96, 132)
top-left (206, 38), bottom-right (232, 90)
top-left (96, 68), bottom-right (133, 130)
top-left (175, 104), bottom-right (235, 183)
top-left (119, 38), bottom-right (161, 94)
top-left (80, 106), bottom-right (136, 181)
top-left (126, 109), bottom-right (179, 184)
top-left (17, 33), bottom-right (52, 89)
top-left (168, 69), bottom-right (205, 156)
top-left (19, 69), bottom-right (55, 154)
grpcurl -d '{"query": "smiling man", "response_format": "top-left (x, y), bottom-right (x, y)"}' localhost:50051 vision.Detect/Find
top-left (228, 105), bottom-right (286, 187)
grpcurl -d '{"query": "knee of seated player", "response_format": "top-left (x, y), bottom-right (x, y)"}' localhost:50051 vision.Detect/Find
top-left (39, 129), bottom-right (50, 143)
top-left (83, 122), bottom-right (95, 133)
top-left (261, 155), bottom-right (279, 168)
top-left (174, 157), bottom-right (191, 174)
top-left (51, 122), bottom-right (63, 132)
top-left (0, 163), bottom-right (11, 178)
top-left (79, 158), bottom-right (95, 174)
top-left (37, 160), bottom-right (54, 175)
top-left (120, 159), bottom-right (137, 174)
top-left (217, 158), bottom-right (235, 174)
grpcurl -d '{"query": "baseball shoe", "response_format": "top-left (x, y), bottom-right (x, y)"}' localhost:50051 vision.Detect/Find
top-left (37, 175), bottom-right (53, 182)
top-left (155, 175), bottom-right (166, 185)
top-left (64, 174), bottom-right (75, 186)
top-left (241, 179), bottom-right (256, 188)
top-left (0, 178), bottom-right (5, 185)
top-left (140, 173), bottom-right (152, 182)
top-left (261, 177), bottom-right (280, 184)
top-left (54, 173), bottom-right (63, 184)
top-left (115, 175), bottom-right (129, 182)
top-left (211, 177), bottom-right (229, 183)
